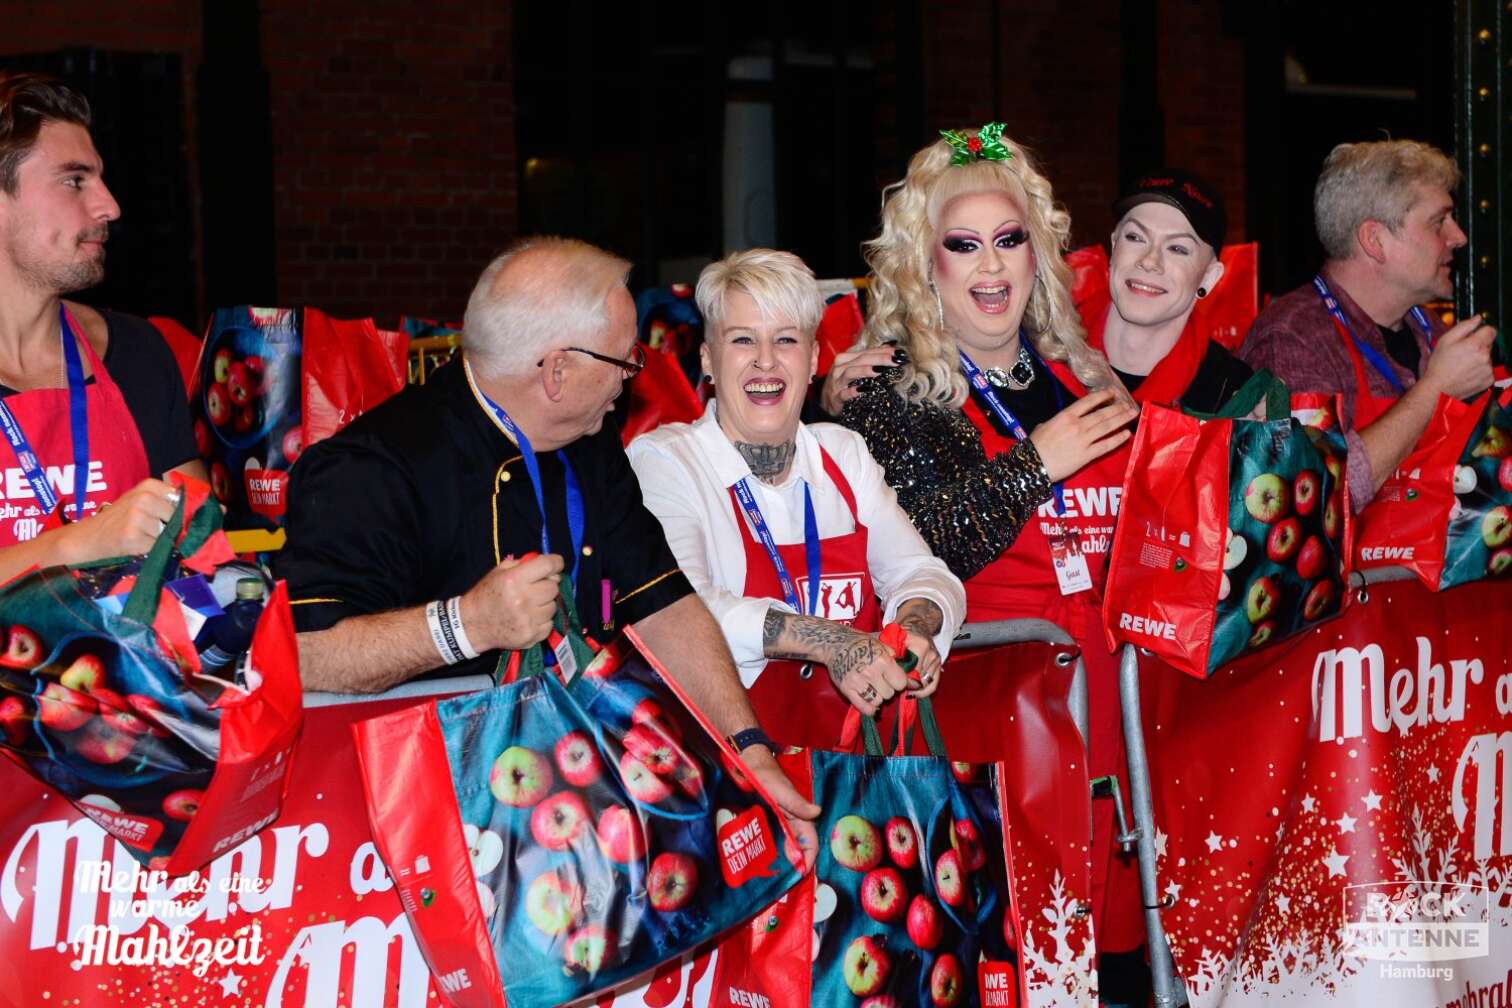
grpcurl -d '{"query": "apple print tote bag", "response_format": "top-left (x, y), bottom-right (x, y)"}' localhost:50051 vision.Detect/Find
top-left (1354, 386), bottom-right (1512, 591)
top-left (0, 473), bottom-right (303, 875)
top-left (351, 578), bottom-right (804, 1008)
top-left (713, 702), bottom-right (1026, 1008)
top-left (190, 306), bottom-right (406, 533)
top-left (1102, 372), bottom-right (1353, 679)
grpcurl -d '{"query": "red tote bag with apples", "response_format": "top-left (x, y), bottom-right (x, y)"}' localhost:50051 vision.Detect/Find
top-left (352, 580), bottom-right (804, 1008)
top-left (0, 475), bottom-right (302, 875)
top-left (1355, 385), bottom-right (1512, 590)
top-left (1103, 374), bottom-right (1353, 679)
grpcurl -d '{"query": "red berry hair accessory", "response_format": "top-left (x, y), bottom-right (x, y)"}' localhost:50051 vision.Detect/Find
top-left (940, 122), bottom-right (1012, 166)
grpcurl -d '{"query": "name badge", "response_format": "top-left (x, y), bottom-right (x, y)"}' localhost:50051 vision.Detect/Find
top-left (1048, 532), bottom-right (1093, 595)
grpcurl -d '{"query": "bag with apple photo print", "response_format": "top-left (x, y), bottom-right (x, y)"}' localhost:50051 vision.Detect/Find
top-left (351, 578), bottom-right (804, 1008)
top-left (1102, 372), bottom-right (1353, 679)
top-left (0, 473), bottom-right (303, 875)
top-left (1355, 384), bottom-right (1512, 590)
top-left (712, 701), bottom-right (1024, 1008)
top-left (190, 305), bottom-right (407, 533)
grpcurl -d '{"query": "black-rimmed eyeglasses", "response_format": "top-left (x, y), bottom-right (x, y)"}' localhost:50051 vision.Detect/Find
top-left (537, 344), bottom-right (647, 379)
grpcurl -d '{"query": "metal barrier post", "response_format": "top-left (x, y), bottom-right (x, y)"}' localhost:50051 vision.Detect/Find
top-left (1119, 643), bottom-right (1183, 1007)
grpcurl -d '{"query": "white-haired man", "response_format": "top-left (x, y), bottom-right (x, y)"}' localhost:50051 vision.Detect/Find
top-left (277, 236), bottom-right (819, 863)
top-left (1240, 140), bottom-right (1496, 510)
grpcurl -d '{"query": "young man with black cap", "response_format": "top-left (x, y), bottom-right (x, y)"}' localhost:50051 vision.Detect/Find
top-left (1240, 140), bottom-right (1495, 511)
top-left (1086, 170), bottom-right (1254, 413)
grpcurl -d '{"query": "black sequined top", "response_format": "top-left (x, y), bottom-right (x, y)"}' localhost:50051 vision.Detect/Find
top-left (840, 369), bottom-right (1054, 581)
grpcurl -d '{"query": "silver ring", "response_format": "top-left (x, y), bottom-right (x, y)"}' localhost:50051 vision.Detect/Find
top-left (860, 685), bottom-right (878, 703)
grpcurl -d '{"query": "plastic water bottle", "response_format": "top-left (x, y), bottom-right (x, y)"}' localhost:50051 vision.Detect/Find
top-left (197, 578), bottom-right (266, 673)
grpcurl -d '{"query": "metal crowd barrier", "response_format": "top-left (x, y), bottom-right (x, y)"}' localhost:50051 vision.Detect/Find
top-left (953, 618), bottom-right (1089, 745)
top-left (1120, 564), bottom-right (1418, 1008)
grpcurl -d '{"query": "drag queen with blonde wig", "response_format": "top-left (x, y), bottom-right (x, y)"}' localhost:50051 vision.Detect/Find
top-left (834, 124), bottom-right (1151, 990)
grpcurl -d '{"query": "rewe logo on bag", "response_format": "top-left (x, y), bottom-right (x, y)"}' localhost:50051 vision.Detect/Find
top-left (979, 961), bottom-right (1018, 1007)
top-left (1360, 545), bottom-right (1416, 561)
top-left (717, 807), bottom-right (778, 887)
top-left (1118, 612), bottom-right (1178, 641)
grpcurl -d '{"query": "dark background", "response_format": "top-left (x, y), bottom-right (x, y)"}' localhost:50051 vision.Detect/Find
top-left (0, 0), bottom-right (1457, 330)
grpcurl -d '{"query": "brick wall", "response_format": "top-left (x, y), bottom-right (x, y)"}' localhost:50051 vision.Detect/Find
top-left (260, 1), bottom-right (516, 325)
top-left (918, 0), bottom-right (1245, 248)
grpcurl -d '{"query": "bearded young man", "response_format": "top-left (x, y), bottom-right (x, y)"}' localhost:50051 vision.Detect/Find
top-left (0, 71), bottom-right (201, 579)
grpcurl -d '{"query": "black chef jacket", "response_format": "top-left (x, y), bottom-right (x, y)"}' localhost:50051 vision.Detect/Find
top-left (274, 356), bottom-right (693, 679)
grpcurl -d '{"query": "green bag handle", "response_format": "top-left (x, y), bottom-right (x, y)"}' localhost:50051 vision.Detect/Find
top-left (859, 645), bottom-right (948, 758)
top-left (1186, 368), bottom-right (1290, 422)
top-left (497, 570), bottom-right (597, 686)
top-left (118, 484), bottom-right (223, 625)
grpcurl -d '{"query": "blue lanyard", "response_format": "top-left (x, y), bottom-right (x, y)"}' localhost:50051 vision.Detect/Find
top-left (0, 307), bottom-right (90, 522)
top-left (476, 385), bottom-right (585, 589)
top-left (733, 477), bottom-right (821, 616)
top-left (959, 341), bottom-right (1067, 515)
top-left (1312, 275), bottom-right (1418, 397)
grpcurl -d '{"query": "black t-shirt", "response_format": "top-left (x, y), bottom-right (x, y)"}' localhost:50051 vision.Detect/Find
top-left (1114, 342), bottom-right (1255, 415)
top-left (0, 310), bottom-right (196, 477)
top-left (1378, 323), bottom-right (1422, 376)
top-left (273, 357), bottom-right (693, 678)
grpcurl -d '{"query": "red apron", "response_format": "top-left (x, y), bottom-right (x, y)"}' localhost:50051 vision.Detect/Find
top-left (732, 446), bottom-right (883, 750)
top-left (958, 388), bottom-right (1146, 953)
top-left (0, 313), bottom-right (151, 547)
top-left (1330, 313), bottom-right (1407, 429)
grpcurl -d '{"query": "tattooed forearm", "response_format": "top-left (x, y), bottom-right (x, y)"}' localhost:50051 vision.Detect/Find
top-left (734, 440), bottom-right (797, 483)
top-left (762, 608), bottom-right (888, 685)
top-left (894, 597), bottom-right (943, 637)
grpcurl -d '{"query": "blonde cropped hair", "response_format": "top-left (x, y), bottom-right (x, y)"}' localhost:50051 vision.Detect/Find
top-left (696, 248), bottom-right (824, 339)
top-left (1314, 140), bottom-right (1461, 261)
top-left (861, 129), bottom-right (1125, 408)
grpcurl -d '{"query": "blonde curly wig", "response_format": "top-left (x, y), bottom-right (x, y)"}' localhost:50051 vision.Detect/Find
top-left (861, 129), bottom-right (1126, 408)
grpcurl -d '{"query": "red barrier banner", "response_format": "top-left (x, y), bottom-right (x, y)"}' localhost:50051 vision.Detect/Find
top-left (0, 694), bottom-right (446, 1008)
top-left (1143, 576), bottom-right (1512, 1006)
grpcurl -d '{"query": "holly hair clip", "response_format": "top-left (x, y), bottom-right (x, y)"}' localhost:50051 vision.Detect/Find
top-left (940, 122), bottom-right (1013, 165)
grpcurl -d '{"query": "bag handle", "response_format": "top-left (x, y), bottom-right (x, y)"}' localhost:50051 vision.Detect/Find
top-left (495, 559), bottom-right (597, 686)
top-left (1186, 368), bottom-right (1290, 421)
top-left (119, 477), bottom-right (227, 625)
top-left (854, 623), bottom-right (947, 758)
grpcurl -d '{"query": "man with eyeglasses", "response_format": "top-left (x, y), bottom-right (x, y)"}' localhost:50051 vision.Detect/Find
top-left (275, 236), bottom-right (820, 864)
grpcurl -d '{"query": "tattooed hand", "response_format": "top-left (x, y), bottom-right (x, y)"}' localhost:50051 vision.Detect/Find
top-left (894, 597), bottom-right (944, 697)
top-left (763, 608), bottom-right (909, 717)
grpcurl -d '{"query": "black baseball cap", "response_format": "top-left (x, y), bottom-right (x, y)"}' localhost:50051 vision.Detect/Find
top-left (1112, 170), bottom-right (1227, 252)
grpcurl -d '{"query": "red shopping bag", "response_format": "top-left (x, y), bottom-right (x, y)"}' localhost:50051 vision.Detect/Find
top-left (0, 474), bottom-right (302, 875)
top-left (1355, 385), bottom-right (1512, 589)
top-left (190, 306), bottom-right (406, 530)
top-left (352, 581), bottom-right (803, 1008)
top-left (1103, 373), bottom-right (1353, 678)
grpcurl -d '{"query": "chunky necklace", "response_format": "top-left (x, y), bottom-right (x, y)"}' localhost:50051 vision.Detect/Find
top-left (983, 346), bottom-right (1035, 390)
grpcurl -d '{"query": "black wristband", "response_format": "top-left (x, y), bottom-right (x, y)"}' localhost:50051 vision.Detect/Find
top-left (726, 727), bottom-right (776, 756)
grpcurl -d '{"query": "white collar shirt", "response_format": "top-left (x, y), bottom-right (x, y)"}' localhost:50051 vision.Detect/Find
top-left (627, 400), bottom-right (965, 686)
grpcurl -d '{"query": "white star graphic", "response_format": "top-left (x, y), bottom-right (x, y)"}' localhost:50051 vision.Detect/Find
top-left (1336, 814), bottom-right (1357, 834)
top-left (1299, 794), bottom-right (1317, 813)
top-left (1276, 894), bottom-right (1291, 913)
top-left (1165, 881), bottom-right (1182, 902)
top-left (1426, 765), bottom-right (1440, 783)
top-left (1362, 791), bottom-right (1383, 811)
top-left (1323, 849), bottom-right (1350, 876)
top-left (219, 971), bottom-right (243, 998)
top-left (1206, 831), bottom-right (1224, 853)
top-left (1155, 829), bottom-right (1168, 859)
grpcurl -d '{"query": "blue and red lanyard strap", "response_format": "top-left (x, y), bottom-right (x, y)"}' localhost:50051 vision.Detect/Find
top-left (0, 307), bottom-right (90, 522)
top-left (476, 388), bottom-right (585, 590)
top-left (958, 342), bottom-right (1068, 515)
top-left (1312, 274), bottom-right (1431, 397)
top-left (732, 477), bottom-right (821, 616)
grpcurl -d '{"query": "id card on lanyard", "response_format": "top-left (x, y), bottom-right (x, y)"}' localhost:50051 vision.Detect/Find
top-left (1312, 274), bottom-right (1431, 396)
top-left (0, 307), bottom-right (90, 522)
top-left (959, 342), bottom-right (1092, 595)
top-left (732, 477), bottom-right (821, 615)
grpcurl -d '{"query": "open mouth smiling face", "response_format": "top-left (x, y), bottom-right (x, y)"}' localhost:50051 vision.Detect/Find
top-left (703, 289), bottom-right (817, 448)
top-left (932, 189), bottom-right (1037, 358)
